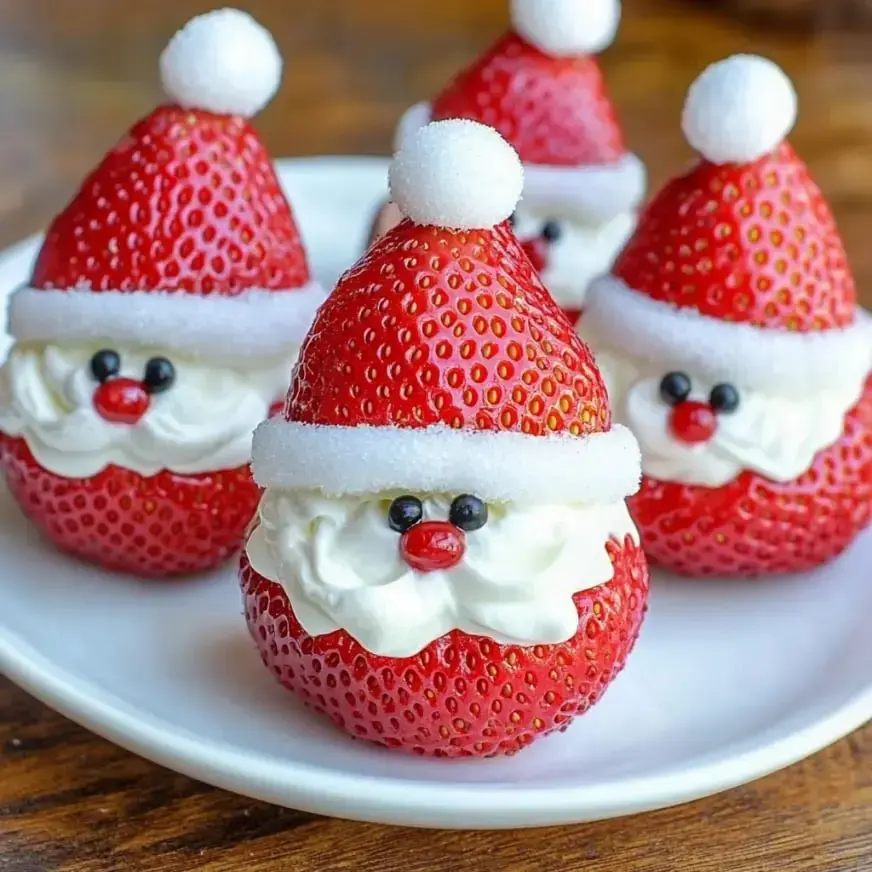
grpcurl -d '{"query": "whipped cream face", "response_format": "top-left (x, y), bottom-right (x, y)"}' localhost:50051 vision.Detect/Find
top-left (592, 347), bottom-right (867, 488)
top-left (246, 490), bottom-right (639, 658)
top-left (513, 203), bottom-right (636, 313)
top-left (0, 342), bottom-right (293, 478)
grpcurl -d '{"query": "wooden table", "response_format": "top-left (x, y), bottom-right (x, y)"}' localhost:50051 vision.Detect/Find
top-left (1, 0), bottom-right (871, 869)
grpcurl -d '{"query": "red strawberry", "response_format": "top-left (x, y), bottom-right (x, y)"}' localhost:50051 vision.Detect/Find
top-left (290, 218), bottom-right (610, 437)
top-left (614, 142), bottom-right (855, 331)
top-left (0, 11), bottom-right (321, 579)
top-left (431, 33), bottom-right (624, 167)
top-left (31, 106), bottom-right (310, 296)
top-left (394, 5), bottom-right (639, 325)
top-left (629, 376), bottom-right (872, 578)
top-left (240, 534), bottom-right (648, 757)
top-left (246, 119), bottom-right (647, 755)
top-left (0, 434), bottom-right (260, 578)
top-left (585, 55), bottom-right (872, 578)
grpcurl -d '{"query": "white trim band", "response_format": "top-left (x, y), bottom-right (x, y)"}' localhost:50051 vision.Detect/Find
top-left (395, 103), bottom-right (646, 223)
top-left (8, 283), bottom-right (327, 362)
top-left (251, 420), bottom-right (642, 503)
top-left (585, 275), bottom-right (872, 394)
top-left (394, 102), bottom-right (433, 153)
top-left (522, 154), bottom-right (646, 223)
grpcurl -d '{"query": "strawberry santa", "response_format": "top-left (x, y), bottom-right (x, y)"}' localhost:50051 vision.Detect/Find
top-left (392, 0), bottom-right (645, 321)
top-left (241, 119), bottom-right (649, 757)
top-left (583, 55), bottom-right (872, 578)
top-left (0, 9), bottom-right (325, 577)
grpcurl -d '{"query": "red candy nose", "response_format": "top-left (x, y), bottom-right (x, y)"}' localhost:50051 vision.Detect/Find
top-left (669, 401), bottom-right (718, 445)
top-left (401, 521), bottom-right (466, 573)
top-left (521, 236), bottom-right (549, 273)
top-left (93, 378), bottom-right (150, 425)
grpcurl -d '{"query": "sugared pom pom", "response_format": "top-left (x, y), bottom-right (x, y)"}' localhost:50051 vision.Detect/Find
top-left (160, 8), bottom-right (282, 118)
top-left (510, 0), bottom-right (620, 56)
top-left (389, 120), bottom-right (524, 230)
top-left (682, 54), bottom-right (797, 165)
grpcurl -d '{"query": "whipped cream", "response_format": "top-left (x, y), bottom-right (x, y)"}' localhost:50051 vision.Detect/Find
top-left (591, 347), bottom-right (867, 488)
top-left (513, 204), bottom-right (635, 312)
top-left (246, 489), bottom-right (639, 658)
top-left (0, 342), bottom-right (293, 478)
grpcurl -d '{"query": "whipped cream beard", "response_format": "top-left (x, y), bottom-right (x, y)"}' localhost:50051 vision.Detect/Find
top-left (592, 347), bottom-right (868, 489)
top-left (0, 341), bottom-right (293, 479)
top-left (246, 489), bottom-right (639, 658)
top-left (512, 202), bottom-right (636, 314)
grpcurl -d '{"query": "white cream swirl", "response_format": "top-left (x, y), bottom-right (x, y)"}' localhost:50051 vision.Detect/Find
top-left (592, 347), bottom-right (867, 488)
top-left (245, 490), bottom-right (639, 658)
top-left (0, 342), bottom-right (292, 478)
top-left (513, 204), bottom-right (635, 312)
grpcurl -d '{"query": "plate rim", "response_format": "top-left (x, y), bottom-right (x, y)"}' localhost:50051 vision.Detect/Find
top-left (3, 622), bottom-right (872, 829)
top-left (1, 155), bottom-right (871, 829)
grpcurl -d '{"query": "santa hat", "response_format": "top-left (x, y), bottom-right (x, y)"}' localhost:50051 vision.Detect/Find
top-left (585, 54), bottom-right (872, 394)
top-left (394, 0), bottom-right (645, 226)
top-left (8, 9), bottom-right (325, 363)
top-left (252, 120), bottom-right (640, 503)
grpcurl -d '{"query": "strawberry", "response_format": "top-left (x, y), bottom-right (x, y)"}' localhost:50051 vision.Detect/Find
top-left (585, 55), bottom-right (872, 578)
top-left (240, 534), bottom-right (648, 757)
top-left (613, 142), bottom-right (855, 330)
top-left (245, 120), bottom-right (647, 756)
top-left (0, 11), bottom-right (322, 579)
top-left (0, 434), bottom-right (261, 578)
top-left (629, 376), bottom-right (872, 578)
top-left (31, 105), bottom-right (310, 296)
top-left (290, 218), bottom-right (610, 438)
top-left (431, 32), bottom-right (624, 167)
top-left (392, 3), bottom-right (642, 324)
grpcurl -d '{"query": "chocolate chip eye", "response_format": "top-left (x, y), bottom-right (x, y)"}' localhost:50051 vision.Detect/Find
top-left (90, 349), bottom-right (121, 383)
top-left (143, 357), bottom-right (175, 394)
top-left (388, 495), bottom-right (423, 533)
top-left (659, 372), bottom-right (692, 406)
top-left (542, 221), bottom-right (562, 242)
top-left (449, 494), bottom-right (488, 532)
top-left (709, 383), bottom-right (740, 413)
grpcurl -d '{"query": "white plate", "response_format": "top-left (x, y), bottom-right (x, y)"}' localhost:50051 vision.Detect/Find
top-left (1, 157), bottom-right (872, 830)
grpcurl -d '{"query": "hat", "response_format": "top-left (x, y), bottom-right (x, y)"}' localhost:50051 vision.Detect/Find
top-left (394, 0), bottom-right (645, 225)
top-left (252, 119), bottom-right (640, 503)
top-left (585, 54), bottom-right (871, 393)
top-left (8, 8), bottom-right (325, 363)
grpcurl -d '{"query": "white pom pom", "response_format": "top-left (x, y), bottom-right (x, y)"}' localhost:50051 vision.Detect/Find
top-left (510, 0), bottom-right (620, 56)
top-left (682, 54), bottom-right (797, 165)
top-left (159, 8), bottom-right (282, 118)
top-left (389, 120), bottom-right (524, 230)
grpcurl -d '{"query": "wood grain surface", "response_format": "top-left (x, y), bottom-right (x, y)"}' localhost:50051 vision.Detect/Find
top-left (1, 0), bottom-right (872, 869)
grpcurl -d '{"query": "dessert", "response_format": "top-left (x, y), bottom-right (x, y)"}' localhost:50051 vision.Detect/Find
top-left (582, 55), bottom-right (872, 578)
top-left (0, 9), bottom-right (325, 577)
top-left (241, 119), bottom-right (648, 757)
top-left (393, 0), bottom-right (645, 320)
